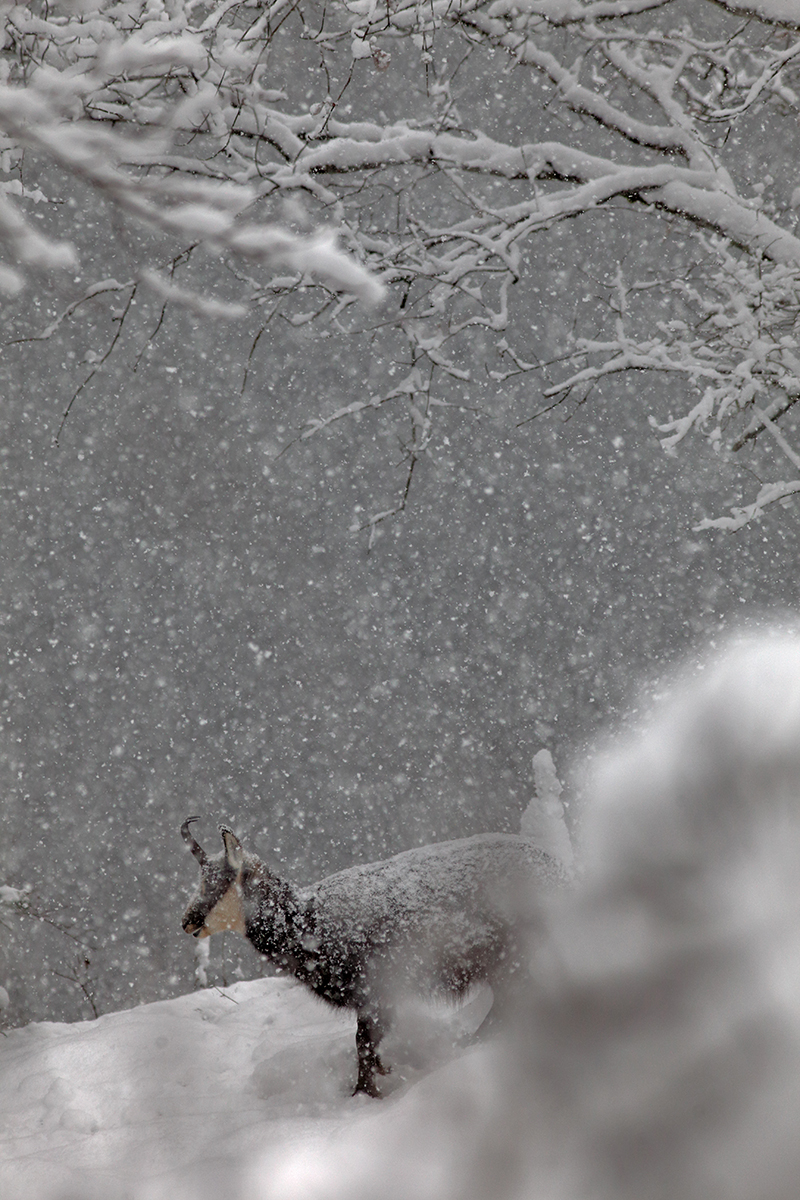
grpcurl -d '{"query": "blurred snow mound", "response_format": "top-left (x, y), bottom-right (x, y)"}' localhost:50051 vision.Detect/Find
top-left (257, 631), bottom-right (800, 1200)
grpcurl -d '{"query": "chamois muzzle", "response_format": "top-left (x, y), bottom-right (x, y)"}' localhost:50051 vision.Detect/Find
top-left (181, 815), bottom-right (207, 865)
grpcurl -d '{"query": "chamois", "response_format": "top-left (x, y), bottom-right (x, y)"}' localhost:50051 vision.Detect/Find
top-left (181, 818), bottom-right (566, 1096)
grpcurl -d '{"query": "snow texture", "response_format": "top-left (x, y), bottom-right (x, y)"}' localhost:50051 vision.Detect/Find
top-left (714, 0), bottom-right (800, 26)
top-left (0, 972), bottom-right (493, 1200)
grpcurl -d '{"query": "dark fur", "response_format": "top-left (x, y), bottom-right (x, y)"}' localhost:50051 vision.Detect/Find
top-left (182, 822), bottom-right (565, 1096)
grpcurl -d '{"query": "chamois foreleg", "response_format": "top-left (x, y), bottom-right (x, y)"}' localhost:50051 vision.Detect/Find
top-left (354, 1009), bottom-right (390, 1097)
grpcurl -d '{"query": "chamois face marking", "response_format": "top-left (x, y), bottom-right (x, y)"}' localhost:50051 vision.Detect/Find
top-left (194, 877), bottom-right (246, 938)
top-left (181, 820), bottom-right (248, 939)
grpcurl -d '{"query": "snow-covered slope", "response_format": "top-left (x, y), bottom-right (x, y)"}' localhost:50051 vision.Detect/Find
top-left (0, 974), bottom-right (494, 1200)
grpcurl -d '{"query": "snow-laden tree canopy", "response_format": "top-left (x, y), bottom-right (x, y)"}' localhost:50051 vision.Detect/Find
top-left (2, 0), bottom-right (800, 528)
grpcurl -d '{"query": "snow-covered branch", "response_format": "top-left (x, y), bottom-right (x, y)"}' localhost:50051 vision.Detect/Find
top-left (2, 0), bottom-right (800, 527)
top-left (708, 0), bottom-right (800, 29)
top-left (525, 235), bottom-right (800, 528)
top-left (0, 22), bottom-right (385, 303)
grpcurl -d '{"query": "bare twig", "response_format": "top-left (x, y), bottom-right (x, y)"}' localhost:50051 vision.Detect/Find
top-left (53, 284), bottom-right (138, 445)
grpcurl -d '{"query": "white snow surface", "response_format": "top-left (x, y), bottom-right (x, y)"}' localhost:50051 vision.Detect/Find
top-left (0, 974), bottom-right (494, 1200)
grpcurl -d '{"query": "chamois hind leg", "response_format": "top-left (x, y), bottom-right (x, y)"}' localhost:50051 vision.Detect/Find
top-left (467, 941), bottom-right (528, 1044)
top-left (354, 1009), bottom-right (389, 1097)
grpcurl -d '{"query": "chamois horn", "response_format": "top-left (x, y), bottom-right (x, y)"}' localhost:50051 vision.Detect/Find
top-left (181, 816), bottom-right (207, 864)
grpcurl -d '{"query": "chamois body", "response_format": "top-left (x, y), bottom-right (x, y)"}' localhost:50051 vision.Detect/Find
top-left (181, 821), bottom-right (565, 1096)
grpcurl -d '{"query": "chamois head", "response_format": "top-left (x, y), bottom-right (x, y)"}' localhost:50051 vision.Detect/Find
top-left (181, 818), bottom-right (255, 940)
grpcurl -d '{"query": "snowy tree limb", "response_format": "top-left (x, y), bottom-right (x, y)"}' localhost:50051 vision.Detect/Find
top-left (2, 0), bottom-right (800, 528)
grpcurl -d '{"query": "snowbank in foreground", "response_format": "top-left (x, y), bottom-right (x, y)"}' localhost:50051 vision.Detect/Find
top-left (0, 974), bottom-right (492, 1200)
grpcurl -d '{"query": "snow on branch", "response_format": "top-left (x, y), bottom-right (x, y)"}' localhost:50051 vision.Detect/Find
top-left (291, 372), bottom-right (423, 446)
top-left (139, 269), bottom-right (249, 320)
top-left (530, 237), bottom-right (800, 529)
top-left (225, 227), bottom-right (385, 306)
top-left (484, 0), bottom-right (672, 22)
top-left (708, 0), bottom-right (800, 29)
top-left (695, 480), bottom-right (800, 531)
top-left (0, 25), bottom-right (386, 304)
top-left (2, 0), bottom-right (800, 528)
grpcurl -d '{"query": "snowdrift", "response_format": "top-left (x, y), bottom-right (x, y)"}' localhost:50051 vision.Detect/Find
top-left (0, 973), bottom-right (494, 1200)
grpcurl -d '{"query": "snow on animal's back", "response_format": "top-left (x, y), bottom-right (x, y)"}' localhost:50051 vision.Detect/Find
top-left (304, 834), bottom-right (565, 933)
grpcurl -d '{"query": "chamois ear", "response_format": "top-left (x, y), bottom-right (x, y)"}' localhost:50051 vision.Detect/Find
top-left (220, 825), bottom-right (244, 871)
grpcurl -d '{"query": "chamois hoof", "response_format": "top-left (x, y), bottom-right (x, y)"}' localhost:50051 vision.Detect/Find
top-left (353, 1077), bottom-right (382, 1098)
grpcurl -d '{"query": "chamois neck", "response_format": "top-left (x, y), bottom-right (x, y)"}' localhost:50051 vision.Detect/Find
top-left (244, 863), bottom-right (311, 961)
